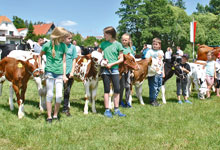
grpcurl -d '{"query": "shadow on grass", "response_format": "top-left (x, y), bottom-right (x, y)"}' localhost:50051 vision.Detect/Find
top-left (69, 98), bottom-right (105, 115)
top-left (0, 103), bottom-right (44, 119)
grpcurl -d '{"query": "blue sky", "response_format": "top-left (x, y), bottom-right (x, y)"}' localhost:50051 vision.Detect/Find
top-left (0, 0), bottom-right (210, 37)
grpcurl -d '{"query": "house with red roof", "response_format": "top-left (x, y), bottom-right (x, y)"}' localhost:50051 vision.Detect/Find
top-left (18, 23), bottom-right (55, 38)
top-left (0, 16), bottom-right (22, 44)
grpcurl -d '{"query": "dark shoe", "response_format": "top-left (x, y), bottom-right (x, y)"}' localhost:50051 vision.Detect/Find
top-left (63, 110), bottom-right (71, 117)
top-left (53, 116), bottom-right (60, 121)
top-left (126, 102), bottom-right (132, 108)
top-left (151, 101), bottom-right (161, 107)
top-left (120, 101), bottom-right (127, 108)
top-left (46, 118), bottom-right (52, 123)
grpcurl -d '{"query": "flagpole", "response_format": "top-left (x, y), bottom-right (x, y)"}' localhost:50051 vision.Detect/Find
top-left (193, 18), bottom-right (195, 62)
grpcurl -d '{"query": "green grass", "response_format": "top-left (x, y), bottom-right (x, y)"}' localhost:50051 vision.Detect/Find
top-left (0, 77), bottom-right (220, 150)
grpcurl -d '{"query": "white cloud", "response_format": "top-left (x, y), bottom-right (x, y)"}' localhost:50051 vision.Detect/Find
top-left (60, 20), bottom-right (77, 26)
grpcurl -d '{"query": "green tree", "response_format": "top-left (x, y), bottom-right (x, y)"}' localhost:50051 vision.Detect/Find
top-left (12, 16), bottom-right (26, 28)
top-left (83, 36), bottom-right (97, 47)
top-left (24, 22), bottom-right (36, 41)
top-left (72, 33), bottom-right (83, 46)
top-left (209, 0), bottom-right (220, 15)
top-left (116, 0), bottom-right (143, 51)
top-left (174, 0), bottom-right (186, 9)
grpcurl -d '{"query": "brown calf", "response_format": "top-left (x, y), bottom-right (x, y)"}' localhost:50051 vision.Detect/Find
top-left (0, 56), bottom-right (41, 118)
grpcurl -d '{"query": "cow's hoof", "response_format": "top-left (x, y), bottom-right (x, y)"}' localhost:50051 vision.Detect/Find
top-left (84, 111), bottom-right (88, 115)
top-left (140, 102), bottom-right (145, 105)
top-left (10, 106), bottom-right (14, 111)
top-left (18, 112), bottom-right (25, 119)
top-left (92, 109), bottom-right (97, 113)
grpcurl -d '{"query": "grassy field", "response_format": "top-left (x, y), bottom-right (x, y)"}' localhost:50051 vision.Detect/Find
top-left (0, 76), bottom-right (220, 150)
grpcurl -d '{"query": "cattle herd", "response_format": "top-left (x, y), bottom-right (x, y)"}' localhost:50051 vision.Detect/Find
top-left (0, 43), bottom-right (219, 119)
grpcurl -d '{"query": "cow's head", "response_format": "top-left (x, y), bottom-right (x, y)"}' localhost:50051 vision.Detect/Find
top-left (91, 51), bottom-right (108, 66)
top-left (26, 55), bottom-right (42, 77)
top-left (123, 53), bottom-right (139, 70)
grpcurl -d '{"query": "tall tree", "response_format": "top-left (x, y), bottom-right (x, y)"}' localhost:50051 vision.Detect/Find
top-left (13, 16), bottom-right (26, 28)
top-left (174, 0), bottom-right (186, 9)
top-left (72, 33), bottom-right (83, 46)
top-left (116, 0), bottom-right (143, 51)
top-left (209, 0), bottom-right (220, 15)
top-left (24, 22), bottom-right (36, 41)
top-left (196, 3), bottom-right (207, 14)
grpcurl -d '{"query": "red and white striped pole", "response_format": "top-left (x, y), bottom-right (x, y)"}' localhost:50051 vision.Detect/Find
top-left (190, 18), bottom-right (197, 61)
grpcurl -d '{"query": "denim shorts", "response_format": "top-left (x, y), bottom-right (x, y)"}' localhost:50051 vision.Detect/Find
top-left (45, 72), bottom-right (63, 79)
top-left (102, 68), bottom-right (119, 75)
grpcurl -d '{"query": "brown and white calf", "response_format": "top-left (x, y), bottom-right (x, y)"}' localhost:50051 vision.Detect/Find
top-left (129, 58), bottom-right (152, 105)
top-left (6, 50), bottom-right (47, 111)
top-left (108, 53), bottom-right (139, 108)
top-left (73, 51), bottom-right (107, 114)
top-left (0, 56), bottom-right (41, 118)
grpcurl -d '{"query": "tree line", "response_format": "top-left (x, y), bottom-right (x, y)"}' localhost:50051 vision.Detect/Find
top-left (116, 0), bottom-right (220, 56)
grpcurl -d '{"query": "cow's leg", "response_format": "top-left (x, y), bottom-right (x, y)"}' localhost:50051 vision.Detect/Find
top-left (91, 83), bottom-right (98, 113)
top-left (161, 85), bottom-right (166, 104)
top-left (9, 82), bottom-right (14, 110)
top-left (128, 86), bottom-right (133, 105)
top-left (135, 84), bottom-right (145, 105)
top-left (0, 76), bottom-right (6, 96)
top-left (0, 82), bottom-right (2, 96)
top-left (34, 77), bottom-right (46, 111)
top-left (12, 84), bottom-right (24, 118)
top-left (84, 83), bottom-right (90, 114)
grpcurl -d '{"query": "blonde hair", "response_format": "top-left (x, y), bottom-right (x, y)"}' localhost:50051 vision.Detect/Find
top-left (122, 33), bottom-right (132, 48)
top-left (50, 27), bottom-right (70, 58)
top-left (152, 38), bottom-right (161, 49)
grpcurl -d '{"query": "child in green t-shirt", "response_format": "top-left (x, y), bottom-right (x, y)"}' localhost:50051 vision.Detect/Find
top-left (99, 26), bottom-right (126, 118)
top-left (119, 33), bottom-right (134, 107)
top-left (62, 33), bottom-right (78, 116)
top-left (38, 27), bottom-right (69, 123)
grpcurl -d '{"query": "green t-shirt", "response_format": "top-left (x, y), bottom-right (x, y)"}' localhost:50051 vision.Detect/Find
top-left (66, 44), bottom-right (77, 74)
top-left (42, 41), bottom-right (68, 74)
top-left (100, 41), bottom-right (124, 69)
top-left (123, 46), bottom-right (135, 56)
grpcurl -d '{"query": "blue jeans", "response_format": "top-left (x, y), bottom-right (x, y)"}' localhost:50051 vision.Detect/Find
top-left (148, 74), bottom-right (162, 103)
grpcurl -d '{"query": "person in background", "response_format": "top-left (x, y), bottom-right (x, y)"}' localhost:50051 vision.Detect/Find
top-left (141, 44), bottom-right (152, 59)
top-left (33, 38), bottom-right (44, 53)
top-left (38, 27), bottom-right (69, 123)
top-left (176, 46), bottom-right (183, 63)
top-left (205, 51), bottom-right (216, 98)
top-left (119, 33), bottom-right (134, 108)
top-left (176, 54), bottom-right (192, 104)
top-left (73, 40), bottom-right (82, 56)
top-left (215, 52), bottom-right (220, 97)
top-left (145, 38), bottom-right (164, 107)
top-left (98, 26), bottom-right (126, 118)
top-left (165, 47), bottom-right (172, 63)
top-left (62, 32), bottom-right (77, 116)
top-left (94, 41), bottom-right (99, 51)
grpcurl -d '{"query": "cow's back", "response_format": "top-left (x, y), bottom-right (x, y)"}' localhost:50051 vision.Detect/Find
top-left (0, 44), bottom-right (16, 59)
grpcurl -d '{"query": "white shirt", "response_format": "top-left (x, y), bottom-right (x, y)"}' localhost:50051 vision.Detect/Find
top-left (176, 49), bottom-right (183, 59)
top-left (75, 45), bottom-right (81, 56)
top-left (33, 43), bottom-right (42, 54)
top-left (165, 51), bottom-right (172, 59)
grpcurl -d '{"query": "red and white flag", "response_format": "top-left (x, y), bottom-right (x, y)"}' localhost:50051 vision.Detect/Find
top-left (190, 21), bottom-right (197, 43)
